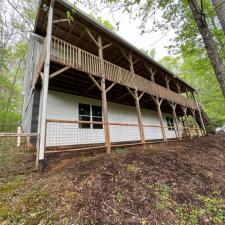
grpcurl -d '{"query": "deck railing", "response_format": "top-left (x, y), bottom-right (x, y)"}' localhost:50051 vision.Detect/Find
top-left (45, 119), bottom-right (201, 152)
top-left (50, 36), bottom-right (198, 110)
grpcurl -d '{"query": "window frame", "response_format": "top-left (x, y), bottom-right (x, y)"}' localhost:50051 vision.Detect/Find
top-left (166, 117), bottom-right (175, 131)
top-left (78, 103), bottom-right (103, 129)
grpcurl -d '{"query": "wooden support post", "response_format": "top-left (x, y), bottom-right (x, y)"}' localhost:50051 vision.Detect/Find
top-left (186, 88), bottom-right (190, 99)
top-left (38, 0), bottom-right (54, 170)
top-left (98, 36), bottom-right (111, 154)
top-left (151, 96), bottom-right (167, 142)
top-left (169, 102), bottom-right (181, 140)
top-left (127, 88), bottom-right (145, 144)
top-left (127, 53), bottom-right (145, 145)
top-left (145, 63), bottom-right (156, 82)
top-left (191, 109), bottom-right (200, 137)
top-left (176, 83), bottom-right (181, 94)
top-left (192, 92), bottom-right (206, 135)
top-left (165, 77), bottom-right (171, 90)
top-left (181, 106), bottom-right (192, 139)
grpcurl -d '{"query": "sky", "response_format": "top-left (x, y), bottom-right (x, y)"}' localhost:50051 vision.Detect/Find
top-left (73, 1), bottom-right (176, 60)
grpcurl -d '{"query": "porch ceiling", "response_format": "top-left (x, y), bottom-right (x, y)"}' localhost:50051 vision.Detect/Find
top-left (43, 63), bottom-right (189, 116)
top-left (35, 0), bottom-right (195, 93)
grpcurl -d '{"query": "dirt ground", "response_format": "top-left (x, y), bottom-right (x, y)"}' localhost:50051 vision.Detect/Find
top-left (0, 134), bottom-right (225, 225)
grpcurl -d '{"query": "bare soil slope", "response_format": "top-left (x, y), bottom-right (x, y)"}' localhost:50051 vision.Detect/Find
top-left (0, 135), bottom-right (225, 225)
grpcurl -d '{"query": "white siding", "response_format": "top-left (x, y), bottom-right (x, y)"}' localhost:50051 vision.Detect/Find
top-left (46, 90), bottom-right (177, 146)
top-left (22, 33), bottom-right (44, 132)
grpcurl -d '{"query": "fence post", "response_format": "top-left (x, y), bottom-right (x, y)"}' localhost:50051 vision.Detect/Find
top-left (16, 126), bottom-right (21, 148)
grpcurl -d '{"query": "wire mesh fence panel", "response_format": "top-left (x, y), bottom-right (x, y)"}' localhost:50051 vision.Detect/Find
top-left (0, 134), bottom-right (38, 175)
top-left (143, 125), bottom-right (163, 141)
top-left (109, 123), bottom-right (141, 144)
top-left (46, 120), bottom-right (105, 149)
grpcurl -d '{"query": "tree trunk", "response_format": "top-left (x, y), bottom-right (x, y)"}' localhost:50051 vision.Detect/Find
top-left (188, 0), bottom-right (225, 98)
top-left (211, 0), bottom-right (225, 34)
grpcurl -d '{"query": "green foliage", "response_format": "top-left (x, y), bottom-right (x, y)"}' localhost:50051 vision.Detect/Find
top-left (89, 13), bottom-right (115, 31)
top-left (198, 193), bottom-right (225, 224)
top-left (147, 183), bottom-right (171, 210)
top-left (0, 0), bottom-right (38, 127)
top-left (160, 55), bottom-right (225, 126)
top-left (115, 192), bottom-right (124, 203)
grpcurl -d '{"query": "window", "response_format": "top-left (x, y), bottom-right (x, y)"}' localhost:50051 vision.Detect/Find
top-left (79, 103), bottom-right (90, 128)
top-left (78, 103), bottom-right (102, 129)
top-left (166, 117), bottom-right (175, 131)
top-left (92, 105), bottom-right (103, 129)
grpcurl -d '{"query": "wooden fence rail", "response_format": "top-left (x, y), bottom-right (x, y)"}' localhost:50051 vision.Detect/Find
top-left (50, 36), bottom-right (198, 110)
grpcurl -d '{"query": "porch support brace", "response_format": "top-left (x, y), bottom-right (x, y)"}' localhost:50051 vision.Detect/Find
top-left (98, 36), bottom-right (111, 154)
top-left (103, 43), bottom-right (112, 50)
top-left (181, 106), bottom-right (192, 139)
top-left (191, 109), bottom-right (200, 137)
top-left (85, 27), bottom-right (100, 48)
top-left (127, 87), bottom-right (145, 144)
top-left (106, 82), bottom-right (116, 93)
top-left (144, 63), bottom-right (156, 82)
top-left (192, 92), bottom-right (206, 135)
top-left (88, 73), bottom-right (102, 91)
top-left (113, 92), bottom-right (129, 102)
top-left (84, 79), bottom-right (101, 95)
top-left (151, 95), bottom-right (167, 142)
top-left (49, 66), bottom-right (70, 79)
top-left (38, 0), bottom-right (54, 170)
top-left (168, 102), bottom-right (181, 140)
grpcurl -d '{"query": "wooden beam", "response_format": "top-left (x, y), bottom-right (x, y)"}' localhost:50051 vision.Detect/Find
top-left (106, 82), bottom-right (116, 93)
top-left (168, 102), bottom-right (181, 140)
top-left (176, 82), bottom-right (181, 94)
top-left (191, 109), bottom-right (200, 137)
top-left (120, 48), bottom-right (130, 63)
top-left (151, 95), bottom-right (167, 142)
top-left (192, 92), bottom-right (206, 134)
top-left (40, 72), bottom-right (44, 81)
top-left (49, 66), bottom-right (70, 79)
top-left (84, 79), bottom-right (101, 95)
top-left (98, 36), bottom-right (111, 154)
top-left (113, 92), bottom-right (130, 102)
top-left (181, 106), bottom-right (192, 139)
top-left (134, 90), bottom-right (145, 144)
top-left (53, 18), bottom-right (69, 24)
top-left (87, 73), bottom-right (102, 91)
top-left (165, 76), bottom-right (171, 90)
top-left (138, 92), bottom-right (144, 101)
top-left (103, 43), bottom-right (112, 50)
top-left (85, 27), bottom-right (100, 48)
top-left (126, 87), bottom-right (136, 99)
top-left (145, 63), bottom-right (156, 82)
top-left (127, 88), bottom-right (145, 144)
top-left (75, 30), bottom-right (86, 45)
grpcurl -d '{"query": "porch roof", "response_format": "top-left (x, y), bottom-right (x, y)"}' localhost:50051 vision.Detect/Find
top-left (34, 0), bottom-right (196, 93)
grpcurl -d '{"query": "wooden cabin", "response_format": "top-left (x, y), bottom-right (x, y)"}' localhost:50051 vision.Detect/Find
top-left (21, 0), bottom-right (207, 167)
